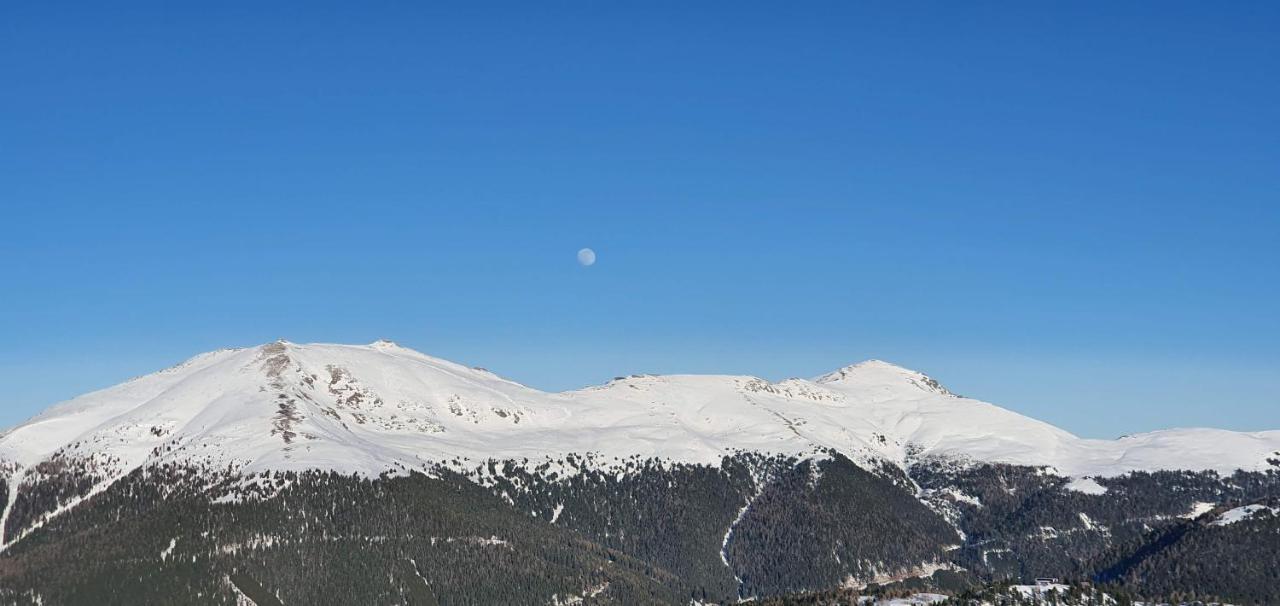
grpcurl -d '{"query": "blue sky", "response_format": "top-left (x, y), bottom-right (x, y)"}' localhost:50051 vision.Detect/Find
top-left (2, 3), bottom-right (1277, 437)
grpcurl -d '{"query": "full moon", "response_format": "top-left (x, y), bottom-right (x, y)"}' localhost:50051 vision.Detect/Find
top-left (577, 248), bottom-right (596, 267)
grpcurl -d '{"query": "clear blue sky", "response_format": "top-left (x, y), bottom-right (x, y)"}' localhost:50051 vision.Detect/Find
top-left (3, 3), bottom-right (1277, 437)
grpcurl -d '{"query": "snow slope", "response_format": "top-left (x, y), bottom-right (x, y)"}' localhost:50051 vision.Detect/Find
top-left (2, 341), bottom-right (1278, 485)
top-left (1211, 504), bottom-right (1280, 526)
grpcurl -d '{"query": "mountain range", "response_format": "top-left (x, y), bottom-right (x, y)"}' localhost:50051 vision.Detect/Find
top-left (1, 341), bottom-right (1277, 605)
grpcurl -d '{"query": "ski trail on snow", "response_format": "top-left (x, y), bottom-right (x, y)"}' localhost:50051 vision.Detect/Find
top-left (0, 468), bottom-right (24, 553)
top-left (721, 487), bottom-right (764, 599)
top-left (1, 471), bottom-right (131, 552)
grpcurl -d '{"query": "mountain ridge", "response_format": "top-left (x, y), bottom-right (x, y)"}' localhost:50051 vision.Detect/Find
top-left (3, 340), bottom-right (1277, 483)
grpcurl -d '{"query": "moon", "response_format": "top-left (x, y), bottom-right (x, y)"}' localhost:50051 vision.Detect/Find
top-left (577, 248), bottom-right (596, 267)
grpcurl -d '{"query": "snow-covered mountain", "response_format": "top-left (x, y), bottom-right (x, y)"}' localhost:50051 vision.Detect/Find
top-left (3, 340), bottom-right (1276, 484)
top-left (3, 341), bottom-right (1280, 604)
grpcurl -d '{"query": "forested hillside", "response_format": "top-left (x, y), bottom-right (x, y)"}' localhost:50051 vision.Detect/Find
top-left (1, 454), bottom-right (1278, 605)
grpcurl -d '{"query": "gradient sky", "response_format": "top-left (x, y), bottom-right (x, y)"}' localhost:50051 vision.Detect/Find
top-left (3, 3), bottom-right (1277, 437)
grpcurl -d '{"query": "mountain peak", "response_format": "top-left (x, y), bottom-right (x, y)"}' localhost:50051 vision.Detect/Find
top-left (814, 359), bottom-right (954, 396)
top-left (814, 359), bottom-right (913, 380)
